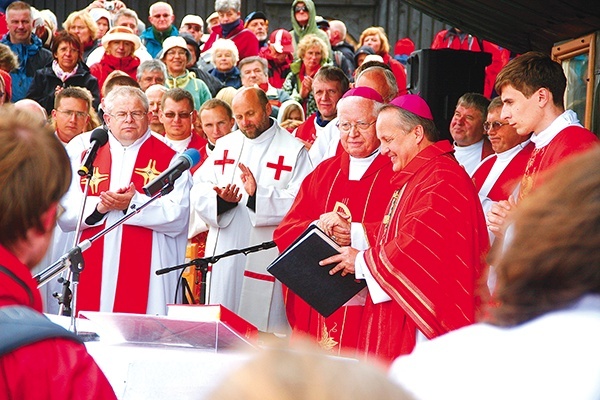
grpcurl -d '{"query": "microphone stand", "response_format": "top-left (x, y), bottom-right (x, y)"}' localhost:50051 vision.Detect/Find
top-left (155, 241), bottom-right (277, 304)
top-left (35, 181), bottom-right (177, 335)
top-left (54, 167), bottom-right (94, 319)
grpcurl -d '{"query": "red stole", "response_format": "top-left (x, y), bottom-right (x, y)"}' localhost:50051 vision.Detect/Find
top-left (186, 133), bottom-right (208, 174)
top-left (295, 113), bottom-right (317, 144)
top-left (519, 126), bottom-right (598, 199)
top-left (472, 142), bottom-right (534, 201)
top-left (78, 136), bottom-right (175, 313)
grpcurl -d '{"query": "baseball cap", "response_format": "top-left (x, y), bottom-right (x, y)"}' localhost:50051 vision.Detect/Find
top-left (270, 29), bottom-right (294, 54)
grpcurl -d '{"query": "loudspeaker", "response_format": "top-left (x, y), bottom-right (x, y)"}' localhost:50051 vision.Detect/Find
top-left (407, 49), bottom-right (491, 142)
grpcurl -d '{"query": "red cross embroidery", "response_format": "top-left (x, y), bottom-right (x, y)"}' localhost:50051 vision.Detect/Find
top-left (266, 155), bottom-right (293, 180)
top-left (214, 149), bottom-right (235, 174)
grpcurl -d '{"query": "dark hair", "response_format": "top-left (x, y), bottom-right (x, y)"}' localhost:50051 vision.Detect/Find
top-left (51, 31), bottom-right (83, 62)
top-left (495, 51), bottom-right (566, 109)
top-left (492, 147), bottom-right (600, 326)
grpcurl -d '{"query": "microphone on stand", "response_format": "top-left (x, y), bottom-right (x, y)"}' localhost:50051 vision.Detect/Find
top-left (78, 127), bottom-right (109, 176)
top-left (143, 148), bottom-right (201, 196)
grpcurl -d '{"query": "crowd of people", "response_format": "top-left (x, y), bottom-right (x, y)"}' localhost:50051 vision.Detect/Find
top-left (1, 0), bottom-right (599, 398)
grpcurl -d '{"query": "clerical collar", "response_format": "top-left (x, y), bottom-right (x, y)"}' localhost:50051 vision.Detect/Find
top-left (530, 110), bottom-right (581, 149)
top-left (496, 140), bottom-right (530, 161)
top-left (349, 149), bottom-right (380, 180)
top-left (207, 140), bottom-right (216, 151)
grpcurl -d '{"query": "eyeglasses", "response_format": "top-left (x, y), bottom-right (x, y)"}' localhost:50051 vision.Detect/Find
top-left (162, 111), bottom-right (193, 120)
top-left (57, 109), bottom-right (89, 119)
top-left (152, 13), bottom-right (171, 19)
top-left (484, 121), bottom-right (509, 132)
top-left (185, 24), bottom-right (202, 32)
top-left (294, 6), bottom-right (308, 12)
top-left (109, 111), bottom-right (146, 121)
top-left (336, 120), bottom-right (376, 133)
top-left (166, 49), bottom-right (187, 58)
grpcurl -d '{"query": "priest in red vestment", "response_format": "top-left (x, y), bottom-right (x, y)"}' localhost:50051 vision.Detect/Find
top-left (274, 87), bottom-right (396, 356)
top-left (59, 86), bottom-right (191, 315)
top-left (488, 52), bottom-right (599, 240)
top-left (320, 94), bottom-right (490, 364)
top-left (471, 97), bottom-right (533, 235)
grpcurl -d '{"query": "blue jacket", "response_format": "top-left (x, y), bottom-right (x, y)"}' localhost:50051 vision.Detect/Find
top-left (140, 26), bottom-right (179, 58)
top-left (0, 34), bottom-right (53, 102)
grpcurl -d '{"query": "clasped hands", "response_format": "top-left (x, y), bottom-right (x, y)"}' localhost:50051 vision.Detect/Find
top-left (96, 183), bottom-right (135, 213)
top-left (213, 162), bottom-right (256, 202)
top-left (317, 210), bottom-right (358, 277)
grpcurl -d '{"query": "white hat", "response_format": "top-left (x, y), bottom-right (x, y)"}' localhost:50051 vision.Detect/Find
top-left (101, 26), bottom-right (141, 51)
top-left (158, 36), bottom-right (192, 62)
top-left (363, 54), bottom-right (384, 64)
top-left (89, 8), bottom-right (112, 24)
top-left (181, 14), bottom-right (204, 30)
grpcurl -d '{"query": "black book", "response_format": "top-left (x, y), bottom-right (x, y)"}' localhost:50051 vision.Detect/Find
top-left (267, 225), bottom-right (366, 317)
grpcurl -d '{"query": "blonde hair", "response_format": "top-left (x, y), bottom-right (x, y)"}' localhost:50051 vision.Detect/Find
top-left (63, 10), bottom-right (99, 41)
top-left (297, 34), bottom-right (329, 62)
top-left (206, 343), bottom-right (413, 400)
top-left (215, 86), bottom-right (239, 106)
top-left (359, 26), bottom-right (390, 55)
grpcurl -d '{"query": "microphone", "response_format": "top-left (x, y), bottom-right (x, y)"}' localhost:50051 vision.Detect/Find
top-left (143, 148), bottom-right (201, 196)
top-left (78, 127), bottom-right (109, 177)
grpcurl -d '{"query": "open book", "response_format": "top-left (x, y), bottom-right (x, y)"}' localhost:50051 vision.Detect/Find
top-left (267, 224), bottom-right (366, 317)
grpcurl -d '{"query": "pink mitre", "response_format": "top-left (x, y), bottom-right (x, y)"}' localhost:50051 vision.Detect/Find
top-left (390, 94), bottom-right (434, 120)
top-left (341, 86), bottom-right (384, 103)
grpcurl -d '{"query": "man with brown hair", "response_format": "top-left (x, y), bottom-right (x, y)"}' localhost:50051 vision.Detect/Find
top-left (0, 106), bottom-right (116, 399)
top-left (487, 51), bottom-right (598, 239)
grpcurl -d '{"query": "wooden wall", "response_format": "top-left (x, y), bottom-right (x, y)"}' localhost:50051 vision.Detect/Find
top-left (28, 0), bottom-right (449, 54)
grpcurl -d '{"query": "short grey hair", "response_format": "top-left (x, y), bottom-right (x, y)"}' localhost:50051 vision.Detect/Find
top-left (149, 2), bottom-right (173, 16)
top-left (137, 59), bottom-right (168, 81)
top-left (238, 56), bottom-right (268, 75)
top-left (215, 0), bottom-right (241, 13)
top-left (104, 86), bottom-right (149, 114)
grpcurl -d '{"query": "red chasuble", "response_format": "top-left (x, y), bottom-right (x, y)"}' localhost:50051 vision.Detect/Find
top-left (471, 142), bottom-right (534, 201)
top-left (361, 141), bottom-right (490, 364)
top-left (519, 126), bottom-right (598, 199)
top-left (77, 136), bottom-right (175, 314)
top-left (274, 152), bottom-right (396, 355)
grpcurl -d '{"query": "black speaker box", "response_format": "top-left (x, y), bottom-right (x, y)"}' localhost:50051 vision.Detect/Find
top-left (407, 49), bottom-right (491, 142)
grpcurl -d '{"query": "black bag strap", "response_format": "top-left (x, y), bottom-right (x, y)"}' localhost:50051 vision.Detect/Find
top-left (0, 305), bottom-right (82, 356)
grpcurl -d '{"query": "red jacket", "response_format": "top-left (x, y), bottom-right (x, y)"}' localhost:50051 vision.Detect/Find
top-left (381, 53), bottom-right (408, 96)
top-left (0, 244), bottom-right (117, 399)
top-left (90, 53), bottom-right (140, 96)
top-left (202, 20), bottom-right (259, 61)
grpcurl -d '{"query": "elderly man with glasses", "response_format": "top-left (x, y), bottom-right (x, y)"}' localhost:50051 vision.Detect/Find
top-left (58, 86), bottom-right (191, 315)
top-left (140, 1), bottom-right (179, 58)
top-left (471, 96), bottom-right (533, 243)
top-left (274, 87), bottom-right (397, 356)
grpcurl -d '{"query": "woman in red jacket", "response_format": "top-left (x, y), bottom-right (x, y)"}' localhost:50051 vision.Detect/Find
top-left (358, 27), bottom-right (407, 95)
